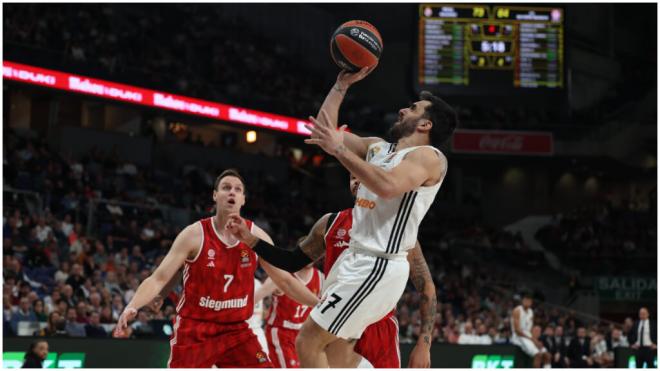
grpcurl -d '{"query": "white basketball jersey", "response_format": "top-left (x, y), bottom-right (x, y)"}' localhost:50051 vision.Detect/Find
top-left (511, 305), bottom-right (533, 338)
top-left (351, 141), bottom-right (444, 256)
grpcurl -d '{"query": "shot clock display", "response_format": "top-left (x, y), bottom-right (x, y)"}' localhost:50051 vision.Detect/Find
top-left (417, 4), bottom-right (564, 91)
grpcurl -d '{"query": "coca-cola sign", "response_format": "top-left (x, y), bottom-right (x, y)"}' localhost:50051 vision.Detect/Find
top-left (452, 129), bottom-right (553, 155)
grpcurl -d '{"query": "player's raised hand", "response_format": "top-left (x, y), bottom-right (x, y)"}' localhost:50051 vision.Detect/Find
top-left (113, 307), bottom-right (137, 338)
top-left (304, 110), bottom-right (347, 156)
top-left (226, 213), bottom-right (252, 240)
top-left (336, 65), bottom-right (376, 88)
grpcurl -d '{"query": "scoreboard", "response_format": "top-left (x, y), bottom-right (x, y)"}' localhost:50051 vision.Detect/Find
top-left (417, 4), bottom-right (564, 91)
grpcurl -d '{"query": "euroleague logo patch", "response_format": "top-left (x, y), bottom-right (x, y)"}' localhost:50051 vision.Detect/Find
top-left (256, 351), bottom-right (268, 364)
top-left (240, 249), bottom-right (251, 268)
top-left (350, 28), bottom-right (360, 37)
top-left (336, 228), bottom-right (347, 238)
top-left (368, 145), bottom-right (382, 161)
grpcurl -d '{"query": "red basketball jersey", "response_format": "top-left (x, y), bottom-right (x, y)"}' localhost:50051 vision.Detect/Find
top-left (266, 268), bottom-right (323, 329)
top-left (176, 217), bottom-right (258, 323)
top-left (323, 208), bottom-right (353, 275)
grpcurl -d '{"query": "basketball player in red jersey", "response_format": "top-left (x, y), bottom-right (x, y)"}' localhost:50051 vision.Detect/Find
top-left (113, 169), bottom-right (319, 368)
top-left (227, 175), bottom-right (436, 368)
top-left (256, 264), bottom-right (323, 368)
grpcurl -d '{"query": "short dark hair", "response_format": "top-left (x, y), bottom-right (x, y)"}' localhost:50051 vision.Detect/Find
top-left (521, 291), bottom-right (533, 299)
top-left (419, 90), bottom-right (458, 145)
top-left (25, 340), bottom-right (47, 359)
top-left (213, 169), bottom-right (246, 193)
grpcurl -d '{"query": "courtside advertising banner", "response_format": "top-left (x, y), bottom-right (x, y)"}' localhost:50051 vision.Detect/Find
top-left (452, 129), bottom-right (554, 156)
top-left (3, 61), bottom-right (312, 136)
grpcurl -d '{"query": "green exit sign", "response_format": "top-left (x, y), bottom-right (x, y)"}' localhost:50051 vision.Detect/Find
top-left (3, 352), bottom-right (85, 368)
top-left (472, 354), bottom-right (515, 368)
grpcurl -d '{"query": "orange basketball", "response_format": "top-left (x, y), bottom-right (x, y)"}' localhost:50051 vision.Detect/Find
top-left (330, 20), bottom-right (383, 72)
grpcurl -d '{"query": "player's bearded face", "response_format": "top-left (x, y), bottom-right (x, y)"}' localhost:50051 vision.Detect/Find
top-left (388, 116), bottom-right (420, 142)
top-left (213, 176), bottom-right (246, 212)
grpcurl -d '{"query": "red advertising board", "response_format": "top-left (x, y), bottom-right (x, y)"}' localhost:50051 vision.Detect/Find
top-left (451, 129), bottom-right (554, 155)
top-left (3, 61), bottom-right (312, 136)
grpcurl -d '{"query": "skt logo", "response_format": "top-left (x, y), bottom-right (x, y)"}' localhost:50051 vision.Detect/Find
top-left (471, 354), bottom-right (514, 369)
top-left (628, 355), bottom-right (657, 368)
top-left (3, 352), bottom-right (85, 368)
top-left (355, 197), bottom-right (376, 209)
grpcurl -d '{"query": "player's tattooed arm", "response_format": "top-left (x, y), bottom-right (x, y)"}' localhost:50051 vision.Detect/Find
top-left (408, 241), bottom-right (437, 346)
top-left (298, 213), bottom-right (331, 262)
top-left (406, 241), bottom-right (435, 367)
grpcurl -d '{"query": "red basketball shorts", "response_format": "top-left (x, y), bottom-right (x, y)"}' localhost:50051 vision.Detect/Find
top-left (168, 315), bottom-right (272, 368)
top-left (355, 315), bottom-right (401, 368)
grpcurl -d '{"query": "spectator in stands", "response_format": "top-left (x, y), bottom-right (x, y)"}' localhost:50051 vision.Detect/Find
top-left (4, 294), bottom-right (15, 335)
top-left (114, 248), bottom-right (129, 268)
top-left (88, 292), bottom-right (102, 314)
top-left (60, 214), bottom-right (74, 238)
top-left (61, 284), bottom-right (75, 307)
top-left (43, 289), bottom-right (61, 314)
top-left (21, 340), bottom-right (49, 368)
top-left (10, 297), bottom-right (36, 335)
top-left (64, 307), bottom-right (85, 337)
top-left (33, 299), bottom-right (47, 322)
top-left (568, 327), bottom-right (593, 368)
top-left (35, 311), bottom-right (67, 337)
top-left (623, 316), bottom-right (635, 340)
top-left (606, 326), bottom-right (629, 351)
top-left (100, 306), bottom-right (114, 324)
top-left (552, 325), bottom-right (569, 368)
top-left (75, 301), bottom-right (88, 324)
top-left (591, 329), bottom-right (613, 367)
top-left (65, 263), bottom-right (85, 294)
top-left (476, 323), bottom-right (493, 345)
top-left (35, 217), bottom-right (53, 243)
top-left (84, 312), bottom-right (108, 338)
top-left (541, 326), bottom-right (561, 367)
top-left (458, 321), bottom-right (479, 344)
top-left (629, 307), bottom-right (657, 368)
top-left (111, 294), bottom-right (125, 320)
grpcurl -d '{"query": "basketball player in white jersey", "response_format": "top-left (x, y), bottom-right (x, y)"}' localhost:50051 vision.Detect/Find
top-left (274, 67), bottom-right (456, 367)
top-left (511, 292), bottom-right (552, 368)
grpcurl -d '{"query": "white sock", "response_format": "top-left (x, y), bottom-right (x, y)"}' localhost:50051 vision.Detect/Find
top-left (543, 363), bottom-right (551, 368)
top-left (358, 357), bottom-right (374, 368)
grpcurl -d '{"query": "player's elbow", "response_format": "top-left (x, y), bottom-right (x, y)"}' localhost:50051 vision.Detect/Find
top-left (151, 271), bottom-right (171, 289)
top-left (375, 182), bottom-right (398, 200)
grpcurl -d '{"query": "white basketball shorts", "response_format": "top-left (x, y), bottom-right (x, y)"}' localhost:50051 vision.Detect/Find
top-left (512, 336), bottom-right (541, 357)
top-left (309, 249), bottom-right (409, 339)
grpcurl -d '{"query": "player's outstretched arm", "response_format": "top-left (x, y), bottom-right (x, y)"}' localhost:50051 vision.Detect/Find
top-left (315, 68), bottom-right (381, 158)
top-left (225, 213), bottom-right (329, 272)
top-left (114, 223), bottom-right (200, 337)
top-left (252, 224), bottom-right (319, 307)
top-left (307, 115), bottom-right (447, 199)
top-left (407, 241), bottom-right (436, 368)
